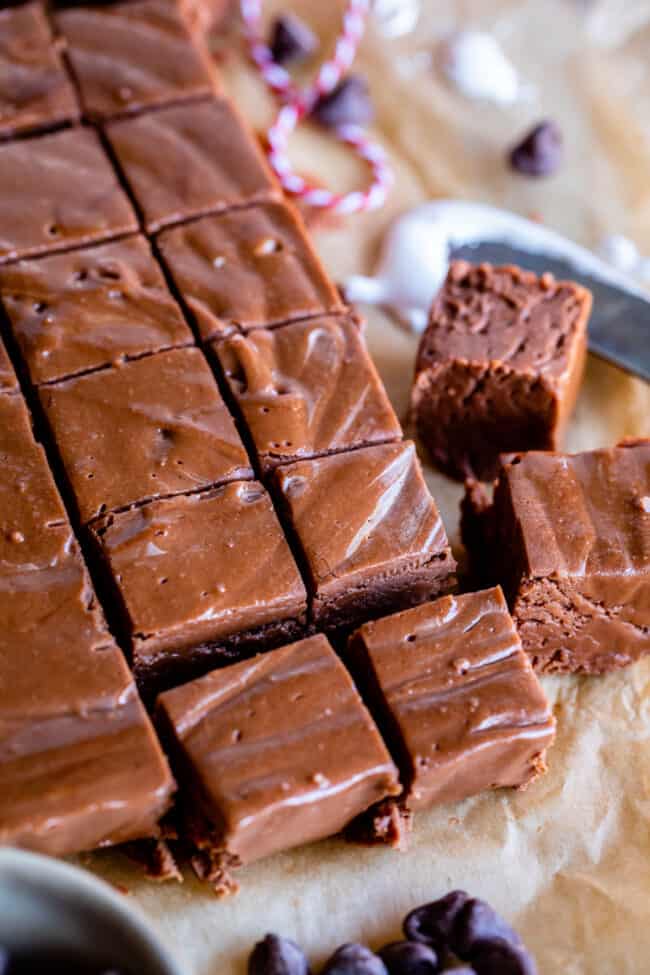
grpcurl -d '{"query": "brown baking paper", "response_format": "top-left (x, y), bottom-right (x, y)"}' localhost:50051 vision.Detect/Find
top-left (77, 3), bottom-right (650, 972)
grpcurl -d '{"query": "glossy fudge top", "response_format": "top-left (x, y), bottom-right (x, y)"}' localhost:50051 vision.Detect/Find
top-left (0, 337), bottom-right (17, 395)
top-left (214, 315), bottom-right (402, 472)
top-left (0, 128), bottom-right (137, 265)
top-left (0, 236), bottom-right (192, 385)
top-left (157, 202), bottom-right (345, 340)
top-left (0, 2), bottom-right (79, 139)
top-left (274, 441), bottom-right (452, 597)
top-left (416, 261), bottom-right (591, 382)
top-left (39, 347), bottom-right (252, 523)
top-left (497, 441), bottom-right (650, 578)
top-left (106, 98), bottom-right (279, 232)
top-left (55, 0), bottom-right (214, 121)
top-left (90, 482), bottom-right (307, 658)
top-left (156, 634), bottom-right (400, 864)
top-left (349, 587), bottom-right (556, 808)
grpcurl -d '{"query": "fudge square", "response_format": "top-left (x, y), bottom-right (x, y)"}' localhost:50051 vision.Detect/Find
top-left (0, 2), bottom-right (79, 140)
top-left (105, 98), bottom-right (279, 233)
top-left (0, 236), bottom-right (192, 386)
top-left (462, 441), bottom-right (650, 675)
top-left (0, 128), bottom-right (137, 265)
top-left (0, 336), bottom-right (17, 395)
top-left (39, 347), bottom-right (252, 524)
top-left (55, 0), bottom-right (214, 122)
top-left (411, 261), bottom-right (591, 482)
top-left (348, 587), bottom-right (556, 810)
top-left (89, 482), bottom-right (308, 689)
top-left (156, 634), bottom-right (400, 874)
top-left (213, 314), bottom-right (402, 473)
top-left (156, 201), bottom-right (345, 341)
top-left (272, 441), bottom-right (456, 631)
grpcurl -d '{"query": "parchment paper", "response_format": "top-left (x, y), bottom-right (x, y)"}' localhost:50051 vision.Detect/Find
top-left (77, 3), bottom-right (650, 972)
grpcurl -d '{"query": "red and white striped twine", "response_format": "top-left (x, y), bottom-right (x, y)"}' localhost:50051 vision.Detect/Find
top-left (240, 0), bottom-right (393, 214)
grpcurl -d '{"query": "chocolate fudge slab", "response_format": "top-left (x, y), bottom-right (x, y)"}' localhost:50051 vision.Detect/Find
top-left (156, 634), bottom-right (400, 869)
top-left (463, 442), bottom-right (650, 675)
top-left (212, 314), bottom-right (402, 473)
top-left (0, 3), bottom-right (79, 140)
top-left (411, 262), bottom-right (591, 482)
top-left (0, 128), bottom-right (138, 265)
top-left (55, 0), bottom-right (214, 122)
top-left (105, 98), bottom-right (279, 233)
top-left (89, 482), bottom-right (308, 688)
top-left (0, 236), bottom-right (192, 386)
top-left (273, 441), bottom-right (457, 631)
top-left (348, 588), bottom-right (556, 810)
top-left (39, 347), bottom-right (252, 524)
top-left (157, 202), bottom-right (346, 341)
top-left (0, 336), bottom-right (17, 396)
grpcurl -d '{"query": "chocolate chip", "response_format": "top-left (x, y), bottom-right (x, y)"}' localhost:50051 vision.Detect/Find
top-left (508, 120), bottom-right (563, 177)
top-left (470, 940), bottom-right (537, 975)
top-left (311, 76), bottom-right (374, 128)
top-left (321, 944), bottom-right (388, 975)
top-left (248, 934), bottom-right (311, 975)
top-left (269, 14), bottom-right (318, 66)
top-left (378, 940), bottom-right (439, 974)
top-left (451, 898), bottom-right (521, 958)
top-left (403, 890), bottom-right (469, 950)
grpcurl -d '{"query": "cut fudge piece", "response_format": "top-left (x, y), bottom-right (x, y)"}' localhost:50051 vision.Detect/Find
top-left (156, 201), bottom-right (345, 341)
top-left (0, 128), bottom-right (137, 265)
top-left (0, 336), bottom-right (17, 395)
top-left (212, 314), bottom-right (402, 473)
top-left (105, 98), bottom-right (279, 233)
top-left (0, 2), bottom-right (79, 139)
top-left (55, 0), bottom-right (214, 122)
top-left (39, 347), bottom-right (251, 524)
top-left (462, 441), bottom-right (650, 675)
top-left (0, 236), bottom-right (192, 386)
top-left (89, 482), bottom-right (308, 689)
top-left (348, 587), bottom-right (556, 810)
top-left (411, 262), bottom-right (591, 481)
top-left (156, 634), bottom-right (400, 877)
top-left (272, 441), bottom-right (456, 631)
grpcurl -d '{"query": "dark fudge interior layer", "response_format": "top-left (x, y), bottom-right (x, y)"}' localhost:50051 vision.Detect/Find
top-left (39, 346), bottom-right (252, 524)
top-left (0, 3), bottom-right (79, 140)
top-left (0, 127), bottom-right (138, 265)
top-left (156, 634), bottom-right (400, 866)
top-left (0, 236), bottom-right (192, 386)
top-left (348, 587), bottom-right (556, 809)
top-left (213, 314), bottom-right (402, 473)
top-left (156, 201), bottom-right (346, 341)
top-left (463, 442), bottom-right (650, 674)
top-left (105, 97), bottom-right (279, 233)
top-left (273, 441), bottom-right (456, 631)
top-left (89, 482), bottom-right (308, 688)
top-left (55, 0), bottom-right (215, 122)
top-left (0, 336), bottom-right (17, 395)
top-left (0, 394), bottom-right (174, 856)
top-left (411, 261), bottom-right (591, 481)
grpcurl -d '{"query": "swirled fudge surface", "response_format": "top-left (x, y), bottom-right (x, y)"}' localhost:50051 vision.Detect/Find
top-left (156, 634), bottom-right (400, 869)
top-left (0, 236), bottom-right (192, 386)
top-left (411, 261), bottom-right (591, 481)
top-left (213, 314), bottom-right (402, 472)
top-left (348, 587), bottom-right (556, 809)
top-left (106, 98), bottom-right (279, 232)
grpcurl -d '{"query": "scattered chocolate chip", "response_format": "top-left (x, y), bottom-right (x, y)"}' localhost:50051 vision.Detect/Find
top-left (248, 934), bottom-right (311, 975)
top-left (269, 14), bottom-right (318, 66)
top-left (378, 940), bottom-right (439, 974)
top-left (403, 891), bottom-right (469, 950)
top-left (451, 899), bottom-right (521, 958)
top-left (321, 944), bottom-right (388, 975)
top-left (470, 940), bottom-right (537, 975)
top-left (311, 76), bottom-right (374, 128)
top-left (508, 120), bottom-right (563, 177)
